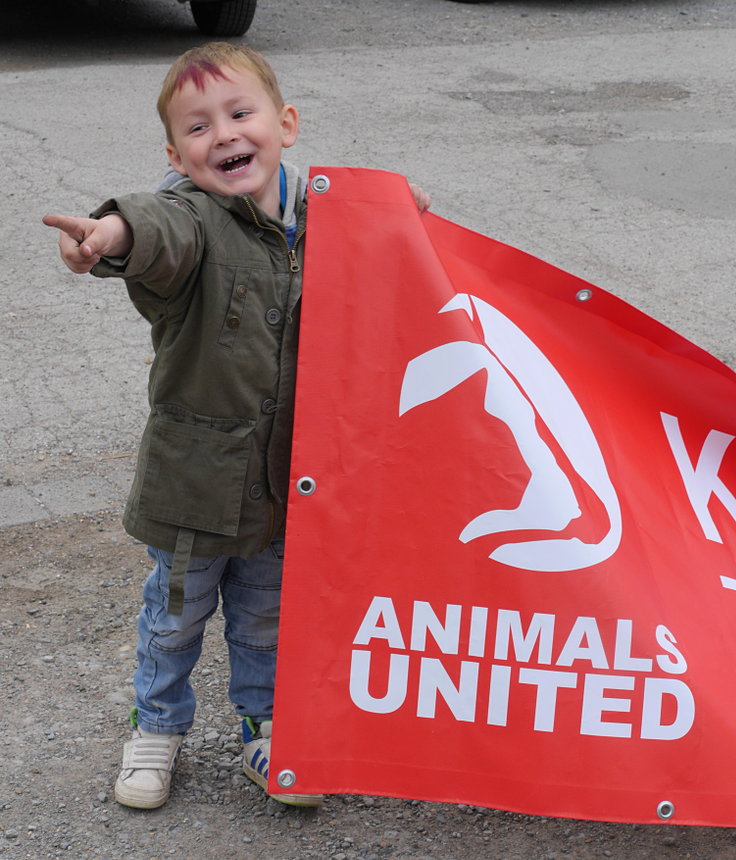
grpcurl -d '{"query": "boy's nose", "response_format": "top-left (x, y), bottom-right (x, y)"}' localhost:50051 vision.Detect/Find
top-left (214, 123), bottom-right (239, 144)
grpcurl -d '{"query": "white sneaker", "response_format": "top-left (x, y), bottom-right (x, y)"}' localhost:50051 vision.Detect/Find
top-left (242, 718), bottom-right (323, 807)
top-left (114, 726), bottom-right (183, 809)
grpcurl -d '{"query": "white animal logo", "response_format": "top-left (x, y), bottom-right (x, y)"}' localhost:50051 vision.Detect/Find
top-left (399, 294), bottom-right (622, 572)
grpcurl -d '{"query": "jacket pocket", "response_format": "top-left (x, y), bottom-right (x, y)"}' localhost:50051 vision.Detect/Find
top-left (138, 406), bottom-right (256, 536)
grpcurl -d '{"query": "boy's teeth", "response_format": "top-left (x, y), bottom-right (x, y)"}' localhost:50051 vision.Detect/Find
top-left (221, 155), bottom-right (251, 173)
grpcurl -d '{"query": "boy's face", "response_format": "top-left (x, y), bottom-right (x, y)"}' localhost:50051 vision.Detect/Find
top-left (165, 65), bottom-right (298, 216)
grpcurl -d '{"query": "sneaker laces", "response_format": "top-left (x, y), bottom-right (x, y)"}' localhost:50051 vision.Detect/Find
top-left (125, 730), bottom-right (180, 771)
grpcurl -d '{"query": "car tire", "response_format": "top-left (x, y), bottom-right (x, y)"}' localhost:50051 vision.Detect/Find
top-left (190, 0), bottom-right (257, 36)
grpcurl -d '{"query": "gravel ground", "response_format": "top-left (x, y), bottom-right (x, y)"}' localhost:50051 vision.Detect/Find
top-left (3, 512), bottom-right (736, 860)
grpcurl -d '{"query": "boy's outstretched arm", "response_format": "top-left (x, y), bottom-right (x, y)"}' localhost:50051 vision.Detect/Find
top-left (42, 213), bottom-right (134, 274)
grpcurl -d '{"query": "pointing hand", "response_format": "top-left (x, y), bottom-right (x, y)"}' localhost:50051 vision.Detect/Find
top-left (43, 213), bottom-right (133, 274)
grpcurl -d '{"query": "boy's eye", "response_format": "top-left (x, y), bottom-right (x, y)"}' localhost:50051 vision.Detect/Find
top-left (233, 110), bottom-right (251, 120)
top-left (189, 123), bottom-right (208, 134)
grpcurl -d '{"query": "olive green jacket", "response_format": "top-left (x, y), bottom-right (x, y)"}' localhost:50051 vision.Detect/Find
top-left (91, 165), bottom-right (307, 608)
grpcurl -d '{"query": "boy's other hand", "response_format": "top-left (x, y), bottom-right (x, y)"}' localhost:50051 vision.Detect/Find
top-left (408, 183), bottom-right (432, 214)
top-left (42, 213), bottom-right (133, 274)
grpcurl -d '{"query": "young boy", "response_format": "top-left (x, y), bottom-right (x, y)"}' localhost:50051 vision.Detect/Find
top-left (44, 42), bottom-right (429, 811)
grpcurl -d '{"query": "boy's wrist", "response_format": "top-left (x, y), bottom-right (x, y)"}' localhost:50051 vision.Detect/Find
top-left (99, 212), bottom-right (134, 258)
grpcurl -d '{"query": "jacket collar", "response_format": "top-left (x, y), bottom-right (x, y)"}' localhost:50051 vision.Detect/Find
top-left (168, 160), bottom-right (306, 232)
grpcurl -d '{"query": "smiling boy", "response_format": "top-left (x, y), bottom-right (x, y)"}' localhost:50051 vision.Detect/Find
top-left (162, 50), bottom-right (297, 212)
top-left (44, 42), bottom-right (428, 812)
top-left (46, 44), bottom-right (299, 267)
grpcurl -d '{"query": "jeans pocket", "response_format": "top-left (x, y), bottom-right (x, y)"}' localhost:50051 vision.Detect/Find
top-left (139, 408), bottom-right (255, 536)
top-left (268, 538), bottom-right (285, 560)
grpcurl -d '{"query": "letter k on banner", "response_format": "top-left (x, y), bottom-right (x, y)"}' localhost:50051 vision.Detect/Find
top-left (272, 167), bottom-right (736, 825)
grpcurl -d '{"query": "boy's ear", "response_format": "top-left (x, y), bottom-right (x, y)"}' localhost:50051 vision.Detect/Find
top-left (165, 142), bottom-right (188, 176)
top-left (280, 104), bottom-right (299, 149)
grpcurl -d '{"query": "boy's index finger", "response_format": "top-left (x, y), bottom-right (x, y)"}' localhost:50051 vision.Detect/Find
top-left (42, 213), bottom-right (86, 242)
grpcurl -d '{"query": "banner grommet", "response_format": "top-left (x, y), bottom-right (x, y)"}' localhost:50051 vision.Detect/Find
top-left (277, 769), bottom-right (297, 788)
top-left (576, 288), bottom-right (593, 302)
top-left (311, 175), bottom-right (331, 194)
top-left (657, 800), bottom-right (675, 820)
top-left (296, 476), bottom-right (317, 496)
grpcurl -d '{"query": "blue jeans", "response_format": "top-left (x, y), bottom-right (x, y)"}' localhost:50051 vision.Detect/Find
top-left (133, 540), bottom-right (283, 734)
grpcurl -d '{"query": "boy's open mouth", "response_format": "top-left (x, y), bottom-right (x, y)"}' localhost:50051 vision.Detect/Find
top-left (219, 154), bottom-right (252, 174)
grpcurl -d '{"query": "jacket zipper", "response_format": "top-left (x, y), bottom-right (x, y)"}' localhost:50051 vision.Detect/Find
top-left (241, 197), bottom-right (304, 550)
top-left (242, 197), bottom-right (305, 276)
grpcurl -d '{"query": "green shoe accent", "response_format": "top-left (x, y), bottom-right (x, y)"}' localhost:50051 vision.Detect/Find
top-left (242, 716), bottom-right (260, 742)
top-left (129, 706), bottom-right (139, 729)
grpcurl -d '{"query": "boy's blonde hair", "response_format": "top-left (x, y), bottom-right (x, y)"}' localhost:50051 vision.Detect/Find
top-left (157, 42), bottom-right (285, 142)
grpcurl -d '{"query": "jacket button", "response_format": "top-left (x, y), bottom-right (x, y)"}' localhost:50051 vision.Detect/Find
top-left (226, 315), bottom-right (240, 329)
top-left (236, 284), bottom-right (247, 299)
top-left (265, 307), bottom-right (282, 325)
top-left (248, 483), bottom-right (264, 500)
top-left (261, 398), bottom-right (277, 414)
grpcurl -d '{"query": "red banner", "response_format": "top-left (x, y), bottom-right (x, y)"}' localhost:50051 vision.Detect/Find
top-left (272, 167), bottom-right (736, 825)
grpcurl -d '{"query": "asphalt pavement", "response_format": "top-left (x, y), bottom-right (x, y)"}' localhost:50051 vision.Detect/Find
top-left (1, 0), bottom-right (735, 529)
